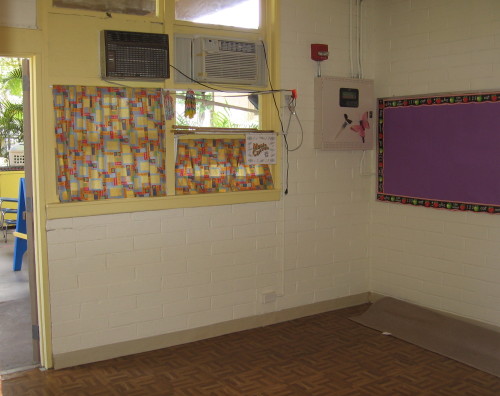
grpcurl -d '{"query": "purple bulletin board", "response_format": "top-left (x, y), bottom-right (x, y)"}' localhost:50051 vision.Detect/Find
top-left (377, 92), bottom-right (500, 214)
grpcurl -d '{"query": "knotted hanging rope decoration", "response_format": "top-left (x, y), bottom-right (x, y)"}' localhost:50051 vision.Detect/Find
top-left (162, 90), bottom-right (174, 120)
top-left (185, 89), bottom-right (196, 119)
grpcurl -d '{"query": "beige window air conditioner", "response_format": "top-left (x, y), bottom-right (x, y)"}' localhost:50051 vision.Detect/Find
top-left (175, 36), bottom-right (266, 86)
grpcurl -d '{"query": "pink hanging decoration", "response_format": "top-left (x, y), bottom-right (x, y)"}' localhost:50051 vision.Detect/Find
top-left (185, 89), bottom-right (196, 119)
top-left (162, 90), bottom-right (174, 120)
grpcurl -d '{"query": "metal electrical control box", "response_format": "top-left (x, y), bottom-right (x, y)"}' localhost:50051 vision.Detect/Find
top-left (314, 76), bottom-right (375, 150)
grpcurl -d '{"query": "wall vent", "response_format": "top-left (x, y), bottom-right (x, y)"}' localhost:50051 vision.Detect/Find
top-left (101, 30), bottom-right (169, 80)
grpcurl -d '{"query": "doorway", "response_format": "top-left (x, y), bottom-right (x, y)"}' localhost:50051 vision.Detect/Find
top-left (0, 56), bottom-right (39, 373)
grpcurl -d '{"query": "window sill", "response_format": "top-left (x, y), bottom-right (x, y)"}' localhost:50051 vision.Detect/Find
top-left (45, 189), bottom-right (281, 220)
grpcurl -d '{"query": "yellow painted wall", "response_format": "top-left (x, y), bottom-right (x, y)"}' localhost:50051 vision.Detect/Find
top-left (40, 0), bottom-right (280, 218)
top-left (0, 170), bottom-right (24, 197)
top-left (0, 170), bottom-right (24, 220)
top-left (0, 26), bottom-right (41, 56)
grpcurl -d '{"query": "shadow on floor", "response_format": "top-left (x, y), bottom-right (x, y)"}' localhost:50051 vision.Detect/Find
top-left (0, 239), bottom-right (35, 373)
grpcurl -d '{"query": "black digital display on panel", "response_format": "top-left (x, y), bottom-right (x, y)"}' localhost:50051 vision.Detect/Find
top-left (339, 88), bottom-right (359, 107)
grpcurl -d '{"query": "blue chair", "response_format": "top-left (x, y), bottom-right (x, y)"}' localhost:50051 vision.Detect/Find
top-left (13, 178), bottom-right (27, 271)
top-left (0, 178), bottom-right (27, 271)
top-left (0, 197), bottom-right (18, 243)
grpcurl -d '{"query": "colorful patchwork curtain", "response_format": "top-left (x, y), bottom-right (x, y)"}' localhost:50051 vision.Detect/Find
top-left (53, 86), bottom-right (166, 202)
top-left (175, 138), bottom-right (274, 194)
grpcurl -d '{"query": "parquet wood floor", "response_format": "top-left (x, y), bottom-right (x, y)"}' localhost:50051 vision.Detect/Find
top-left (2, 304), bottom-right (499, 395)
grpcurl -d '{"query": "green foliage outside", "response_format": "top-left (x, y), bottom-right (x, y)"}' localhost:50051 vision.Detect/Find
top-left (0, 57), bottom-right (24, 162)
top-left (175, 91), bottom-right (258, 129)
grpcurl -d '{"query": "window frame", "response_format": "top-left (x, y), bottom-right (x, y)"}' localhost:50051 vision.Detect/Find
top-left (45, 0), bottom-right (281, 220)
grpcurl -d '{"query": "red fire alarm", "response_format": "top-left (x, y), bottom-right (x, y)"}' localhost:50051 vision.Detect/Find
top-left (311, 44), bottom-right (329, 61)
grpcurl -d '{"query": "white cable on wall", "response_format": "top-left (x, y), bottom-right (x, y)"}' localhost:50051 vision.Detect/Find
top-left (358, 0), bottom-right (364, 79)
top-left (357, 0), bottom-right (363, 79)
top-left (349, 0), bottom-right (354, 78)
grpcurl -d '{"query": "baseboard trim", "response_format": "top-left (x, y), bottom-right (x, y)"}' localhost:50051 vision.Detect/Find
top-left (368, 292), bottom-right (387, 303)
top-left (53, 292), bottom-right (370, 369)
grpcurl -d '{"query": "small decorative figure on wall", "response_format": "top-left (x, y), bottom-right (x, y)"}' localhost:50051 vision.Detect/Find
top-left (184, 89), bottom-right (196, 119)
top-left (350, 111), bottom-right (370, 143)
top-left (162, 90), bottom-right (174, 120)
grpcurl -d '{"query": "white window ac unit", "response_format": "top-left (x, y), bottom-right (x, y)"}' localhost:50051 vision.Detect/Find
top-left (174, 35), bottom-right (266, 86)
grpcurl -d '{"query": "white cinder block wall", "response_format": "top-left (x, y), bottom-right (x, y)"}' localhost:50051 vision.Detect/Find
top-left (46, 0), bottom-right (500, 357)
top-left (370, 0), bottom-right (500, 327)
top-left (280, 0), bottom-right (371, 304)
top-left (48, 204), bottom-right (287, 354)
top-left (47, 0), bottom-right (372, 355)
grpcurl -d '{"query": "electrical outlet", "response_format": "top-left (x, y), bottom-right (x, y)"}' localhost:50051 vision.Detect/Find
top-left (262, 291), bottom-right (277, 304)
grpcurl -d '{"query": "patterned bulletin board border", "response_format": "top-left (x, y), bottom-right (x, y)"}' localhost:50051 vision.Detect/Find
top-left (377, 92), bottom-right (500, 214)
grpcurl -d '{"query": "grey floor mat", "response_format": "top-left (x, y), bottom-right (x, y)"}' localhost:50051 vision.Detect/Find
top-left (350, 297), bottom-right (500, 378)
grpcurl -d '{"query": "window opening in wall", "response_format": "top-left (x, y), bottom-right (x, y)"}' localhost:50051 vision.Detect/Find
top-left (175, 0), bottom-right (260, 29)
top-left (0, 57), bottom-right (24, 166)
top-left (53, 0), bottom-right (156, 16)
top-left (175, 91), bottom-right (259, 129)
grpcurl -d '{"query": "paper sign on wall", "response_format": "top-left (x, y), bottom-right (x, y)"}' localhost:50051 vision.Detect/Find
top-left (246, 134), bottom-right (277, 165)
